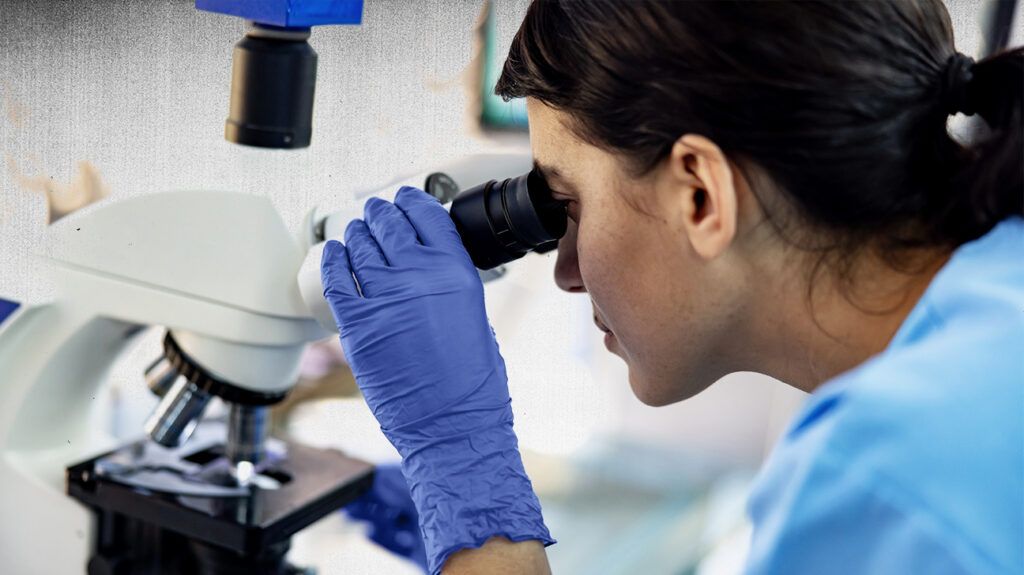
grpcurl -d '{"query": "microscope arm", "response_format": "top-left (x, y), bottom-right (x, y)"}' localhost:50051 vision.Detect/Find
top-left (0, 188), bottom-right (334, 572)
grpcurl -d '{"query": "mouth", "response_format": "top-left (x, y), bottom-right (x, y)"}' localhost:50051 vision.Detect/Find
top-left (595, 314), bottom-right (618, 353)
top-left (591, 303), bottom-right (618, 352)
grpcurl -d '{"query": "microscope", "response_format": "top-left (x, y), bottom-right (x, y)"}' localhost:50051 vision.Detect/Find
top-left (0, 3), bottom-right (566, 573)
top-left (0, 153), bottom-right (547, 575)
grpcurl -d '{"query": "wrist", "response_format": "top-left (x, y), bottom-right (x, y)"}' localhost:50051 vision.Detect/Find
top-left (396, 421), bottom-right (554, 575)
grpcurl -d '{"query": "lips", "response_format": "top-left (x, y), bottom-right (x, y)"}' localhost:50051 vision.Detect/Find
top-left (593, 314), bottom-right (612, 335)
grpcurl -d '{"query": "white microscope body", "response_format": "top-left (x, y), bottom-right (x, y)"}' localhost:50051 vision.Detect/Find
top-left (0, 153), bottom-right (530, 574)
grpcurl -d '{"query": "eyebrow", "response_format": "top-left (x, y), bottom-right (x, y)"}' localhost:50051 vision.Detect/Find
top-left (534, 160), bottom-right (579, 197)
top-left (533, 159), bottom-right (569, 189)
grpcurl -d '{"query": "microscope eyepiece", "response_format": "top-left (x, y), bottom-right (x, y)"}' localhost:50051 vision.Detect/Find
top-left (446, 170), bottom-right (567, 270)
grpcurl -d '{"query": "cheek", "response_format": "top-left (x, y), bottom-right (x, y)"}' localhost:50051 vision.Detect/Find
top-left (575, 202), bottom-right (708, 404)
top-left (576, 205), bottom-right (667, 340)
top-left (574, 211), bottom-right (627, 305)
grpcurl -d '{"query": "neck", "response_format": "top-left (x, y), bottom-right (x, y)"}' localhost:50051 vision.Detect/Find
top-left (749, 248), bottom-right (950, 393)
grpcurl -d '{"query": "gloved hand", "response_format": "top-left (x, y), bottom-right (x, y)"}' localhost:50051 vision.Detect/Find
top-left (321, 187), bottom-right (554, 575)
top-left (345, 464), bottom-right (428, 572)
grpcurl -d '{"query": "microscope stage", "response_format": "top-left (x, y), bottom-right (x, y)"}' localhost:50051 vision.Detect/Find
top-left (66, 422), bottom-right (373, 558)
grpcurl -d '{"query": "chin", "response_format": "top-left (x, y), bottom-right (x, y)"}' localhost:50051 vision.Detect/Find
top-left (627, 367), bottom-right (709, 407)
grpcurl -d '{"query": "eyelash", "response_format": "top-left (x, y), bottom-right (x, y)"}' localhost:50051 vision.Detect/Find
top-left (549, 189), bottom-right (579, 221)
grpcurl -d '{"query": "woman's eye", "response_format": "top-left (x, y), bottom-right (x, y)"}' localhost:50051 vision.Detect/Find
top-left (549, 189), bottom-right (579, 221)
top-left (566, 201), bottom-right (581, 222)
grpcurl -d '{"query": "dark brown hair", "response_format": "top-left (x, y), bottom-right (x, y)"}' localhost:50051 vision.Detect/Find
top-left (496, 0), bottom-right (1023, 254)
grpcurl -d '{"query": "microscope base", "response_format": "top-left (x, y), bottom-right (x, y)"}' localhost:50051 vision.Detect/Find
top-left (66, 425), bottom-right (373, 574)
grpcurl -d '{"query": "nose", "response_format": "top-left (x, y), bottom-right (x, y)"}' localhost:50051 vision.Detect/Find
top-left (554, 220), bottom-right (586, 293)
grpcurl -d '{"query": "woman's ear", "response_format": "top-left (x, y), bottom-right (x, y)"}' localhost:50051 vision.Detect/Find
top-left (666, 134), bottom-right (738, 260)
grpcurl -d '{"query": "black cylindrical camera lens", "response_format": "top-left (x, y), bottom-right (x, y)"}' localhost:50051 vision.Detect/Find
top-left (225, 30), bottom-right (317, 149)
top-left (448, 170), bottom-right (568, 270)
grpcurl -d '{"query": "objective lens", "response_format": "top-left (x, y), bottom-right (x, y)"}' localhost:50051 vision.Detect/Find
top-left (144, 356), bottom-right (178, 398)
top-left (144, 377), bottom-right (212, 448)
top-left (226, 404), bottom-right (269, 467)
top-left (447, 170), bottom-right (567, 270)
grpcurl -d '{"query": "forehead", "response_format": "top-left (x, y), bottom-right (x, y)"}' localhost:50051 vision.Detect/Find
top-left (526, 98), bottom-right (584, 179)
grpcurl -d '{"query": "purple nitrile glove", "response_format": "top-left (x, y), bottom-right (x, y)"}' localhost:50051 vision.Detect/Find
top-left (321, 187), bottom-right (554, 575)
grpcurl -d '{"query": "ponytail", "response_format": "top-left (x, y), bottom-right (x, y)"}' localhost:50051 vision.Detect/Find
top-left (943, 47), bottom-right (1024, 244)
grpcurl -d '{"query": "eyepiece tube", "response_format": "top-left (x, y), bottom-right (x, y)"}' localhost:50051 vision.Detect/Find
top-left (446, 170), bottom-right (567, 270)
top-left (225, 24), bottom-right (317, 149)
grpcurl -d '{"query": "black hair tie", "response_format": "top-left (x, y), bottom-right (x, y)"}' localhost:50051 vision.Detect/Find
top-left (941, 52), bottom-right (975, 116)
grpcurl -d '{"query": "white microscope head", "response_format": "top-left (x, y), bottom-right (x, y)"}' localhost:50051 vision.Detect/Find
top-left (41, 189), bottom-right (327, 451)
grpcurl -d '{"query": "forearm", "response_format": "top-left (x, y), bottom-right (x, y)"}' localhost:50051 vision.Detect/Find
top-left (443, 537), bottom-right (551, 575)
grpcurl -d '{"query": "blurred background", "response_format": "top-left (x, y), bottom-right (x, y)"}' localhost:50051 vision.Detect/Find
top-left (0, 1), bottom-right (1018, 573)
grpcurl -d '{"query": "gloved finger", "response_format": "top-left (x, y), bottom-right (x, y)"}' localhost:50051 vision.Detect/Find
top-left (394, 186), bottom-right (464, 251)
top-left (364, 197), bottom-right (420, 265)
top-left (321, 240), bottom-right (359, 302)
top-left (345, 219), bottom-right (388, 294)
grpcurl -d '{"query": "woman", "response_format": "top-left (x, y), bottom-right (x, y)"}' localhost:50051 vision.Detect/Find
top-left (321, 1), bottom-right (1023, 573)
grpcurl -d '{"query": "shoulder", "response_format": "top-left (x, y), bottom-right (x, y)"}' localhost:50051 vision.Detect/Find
top-left (748, 220), bottom-right (1024, 573)
top-left (787, 214), bottom-right (1024, 510)
top-left (748, 328), bottom-right (1024, 574)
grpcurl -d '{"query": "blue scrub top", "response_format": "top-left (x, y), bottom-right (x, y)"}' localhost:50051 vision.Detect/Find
top-left (746, 218), bottom-right (1024, 574)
